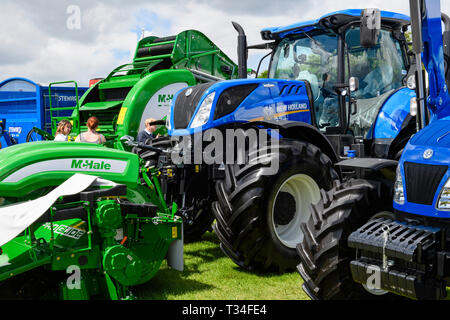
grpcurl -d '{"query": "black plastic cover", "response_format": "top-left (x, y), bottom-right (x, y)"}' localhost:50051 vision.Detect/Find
top-left (119, 201), bottom-right (158, 218)
top-left (213, 84), bottom-right (258, 120)
top-left (136, 43), bottom-right (174, 58)
top-left (173, 82), bottom-right (217, 129)
top-left (404, 162), bottom-right (448, 205)
top-left (103, 87), bottom-right (133, 102)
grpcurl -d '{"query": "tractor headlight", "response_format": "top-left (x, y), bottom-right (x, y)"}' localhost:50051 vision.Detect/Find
top-left (437, 179), bottom-right (450, 210)
top-left (407, 74), bottom-right (416, 90)
top-left (394, 165), bottom-right (405, 205)
top-left (190, 92), bottom-right (216, 129)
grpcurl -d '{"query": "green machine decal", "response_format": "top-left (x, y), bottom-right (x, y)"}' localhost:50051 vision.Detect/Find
top-left (3, 158), bottom-right (128, 183)
top-left (139, 82), bottom-right (188, 132)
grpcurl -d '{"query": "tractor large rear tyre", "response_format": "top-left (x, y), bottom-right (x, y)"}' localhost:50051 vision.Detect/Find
top-left (212, 139), bottom-right (339, 273)
top-left (297, 179), bottom-right (396, 300)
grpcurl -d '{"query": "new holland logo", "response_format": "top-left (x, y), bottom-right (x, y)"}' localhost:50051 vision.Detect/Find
top-left (423, 149), bottom-right (434, 160)
top-left (263, 106), bottom-right (275, 120)
top-left (71, 160), bottom-right (112, 170)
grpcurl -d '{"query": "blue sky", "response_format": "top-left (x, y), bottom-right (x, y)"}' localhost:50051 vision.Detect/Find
top-left (132, 9), bottom-right (173, 40)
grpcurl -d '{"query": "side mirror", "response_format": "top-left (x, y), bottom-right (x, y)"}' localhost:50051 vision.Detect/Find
top-left (409, 0), bottom-right (423, 54)
top-left (360, 8), bottom-right (381, 48)
top-left (349, 77), bottom-right (359, 92)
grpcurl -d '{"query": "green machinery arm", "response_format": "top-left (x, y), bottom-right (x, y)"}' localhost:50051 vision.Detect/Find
top-left (50, 30), bottom-right (238, 144)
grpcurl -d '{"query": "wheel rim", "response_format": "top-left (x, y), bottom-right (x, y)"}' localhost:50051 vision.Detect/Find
top-left (271, 174), bottom-right (321, 249)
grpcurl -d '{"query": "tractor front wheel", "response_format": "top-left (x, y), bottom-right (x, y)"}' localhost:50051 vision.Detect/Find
top-left (212, 139), bottom-right (338, 272)
top-left (297, 179), bottom-right (398, 300)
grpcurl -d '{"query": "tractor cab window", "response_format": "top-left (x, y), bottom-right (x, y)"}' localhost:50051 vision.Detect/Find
top-left (270, 31), bottom-right (340, 131)
top-left (345, 27), bottom-right (407, 138)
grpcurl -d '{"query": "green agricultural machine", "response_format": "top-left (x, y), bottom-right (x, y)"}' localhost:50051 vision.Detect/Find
top-left (29, 30), bottom-right (238, 242)
top-left (0, 141), bottom-right (183, 300)
top-left (46, 30), bottom-right (237, 146)
top-left (0, 29), bottom-right (237, 300)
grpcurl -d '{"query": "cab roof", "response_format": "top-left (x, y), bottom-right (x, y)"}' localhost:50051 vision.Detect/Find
top-left (261, 9), bottom-right (410, 40)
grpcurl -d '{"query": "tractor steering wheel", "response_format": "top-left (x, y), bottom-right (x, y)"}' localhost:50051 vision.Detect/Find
top-left (321, 86), bottom-right (337, 98)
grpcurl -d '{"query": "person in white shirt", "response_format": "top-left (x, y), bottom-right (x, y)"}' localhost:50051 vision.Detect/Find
top-left (54, 120), bottom-right (73, 142)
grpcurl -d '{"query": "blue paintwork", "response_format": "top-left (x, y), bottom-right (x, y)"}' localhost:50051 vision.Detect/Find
top-left (0, 77), bottom-right (88, 145)
top-left (262, 10), bottom-right (410, 40)
top-left (395, 0), bottom-right (450, 219)
top-left (168, 8), bottom-right (412, 148)
top-left (420, 1), bottom-right (450, 120)
top-left (394, 119), bottom-right (450, 218)
top-left (372, 88), bottom-right (416, 139)
top-left (169, 79), bottom-right (313, 137)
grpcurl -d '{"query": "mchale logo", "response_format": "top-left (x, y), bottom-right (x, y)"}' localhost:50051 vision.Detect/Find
top-left (71, 160), bottom-right (112, 171)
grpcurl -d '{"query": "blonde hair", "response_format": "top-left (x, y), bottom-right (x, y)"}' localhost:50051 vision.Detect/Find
top-left (56, 120), bottom-right (72, 135)
top-left (145, 118), bottom-right (157, 127)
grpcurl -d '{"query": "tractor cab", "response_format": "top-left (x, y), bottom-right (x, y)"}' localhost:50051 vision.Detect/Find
top-left (265, 10), bottom-right (410, 138)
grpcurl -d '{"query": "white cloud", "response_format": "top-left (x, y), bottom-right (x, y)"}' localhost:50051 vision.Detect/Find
top-left (0, 0), bottom-right (449, 86)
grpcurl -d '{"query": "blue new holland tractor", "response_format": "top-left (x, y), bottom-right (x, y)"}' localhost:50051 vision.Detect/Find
top-left (152, 7), bottom-right (422, 272)
top-left (297, 0), bottom-right (450, 300)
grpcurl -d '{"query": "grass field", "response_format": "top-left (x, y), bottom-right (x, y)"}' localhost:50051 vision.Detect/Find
top-left (134, 231), bottom-right (310, 300)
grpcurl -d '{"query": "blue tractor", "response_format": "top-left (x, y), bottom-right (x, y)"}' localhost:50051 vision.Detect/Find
top-left (150, 7), bottom-right (420, 272)
top-left (297, 0), bottom-right (450, 299)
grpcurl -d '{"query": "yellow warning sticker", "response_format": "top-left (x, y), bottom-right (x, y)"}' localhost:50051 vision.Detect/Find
top-left (117, 108), bottom-right (128, 125)
top-left (172, 227), bottom-right (178, 238)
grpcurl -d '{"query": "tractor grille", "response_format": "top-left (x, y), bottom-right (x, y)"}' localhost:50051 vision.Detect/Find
top-left (173, 82), bottom-right (216, 129)
top-left (404, 162), bottom-right (448, 205)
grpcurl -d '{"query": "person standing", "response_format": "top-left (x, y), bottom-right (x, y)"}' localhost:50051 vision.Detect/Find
top-left (137, 118), bottom-right (158, 143)
top-left (75, 117), bottom-right (106, 144)
top-left (54, 120), bottom-right (73, 142)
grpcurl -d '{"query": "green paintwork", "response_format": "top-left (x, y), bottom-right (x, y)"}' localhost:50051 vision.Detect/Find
top-left (51, 29), bottom-right (237, 142)
top-left (0, 29), bottom-right (235, 300)
top-left (115, 69), bottom-right (196, 139)
top-left (48, 81), bottom-right (80, 134)
top-left (0, 170), bottom-right (182, 299)
top-left (0, 141), bottom-right (140, 198)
